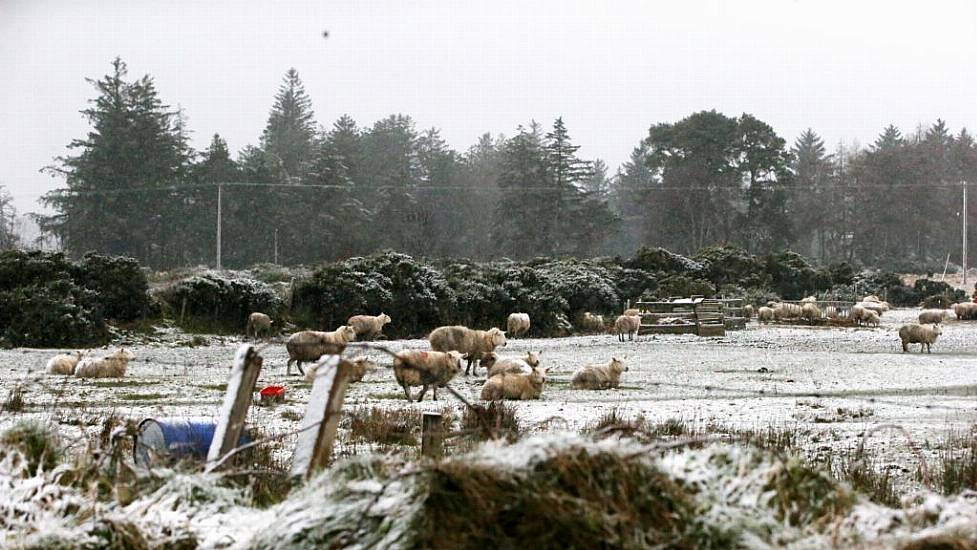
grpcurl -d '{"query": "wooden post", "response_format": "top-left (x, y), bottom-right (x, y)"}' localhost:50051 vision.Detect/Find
top-left (207, 344), bottom-right (263, 466)
top-left (290, 356), bottom-right (350, 479)
top-left (421, 412), bottom-right (444, 459)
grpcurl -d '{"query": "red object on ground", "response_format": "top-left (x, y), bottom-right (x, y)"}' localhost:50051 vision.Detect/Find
top-left (259, 385), bottom-right (286, 402)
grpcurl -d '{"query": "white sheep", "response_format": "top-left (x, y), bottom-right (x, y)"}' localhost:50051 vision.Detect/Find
top-left (580, 312), bottom-right (606, 333)
top-left (429, 325), bottom-right (507, 375)
top-left (757, 306), bottom-right (775, 324)
top-left (623, 308), bottom-right (641, 317)
top-left (304, 356), bottom-right (375, 384)
top-left (393, 350), bottom-right (463, 402)
top-left (246, 312), bottom-right (274, 340)
top-left (918, 309), bottom-right (950, 325)
top-left (952, 302), bottom-right (977, 320)
top-left (484, 351), bottom-right (540, 377)
top-left (800, 302), bottom-right (822, 324)
top-left (899, 323), bottom-right (942, 353)
top-left (506, 313), bottom-right (531, 338)
top-left (614, 314), bottom-right (641, 342)
top-left (571, 357), bottom-right (628, 390)
top-left (75, 349), bottom-right (134, 379)
top-left (47, 351), bottom-right (84, 375)
top-left (862, 310), bottom-right (880, 327)
top-left (742, 304), bottom-right (754, 318)
top-left (346, 313), bottom-right (391, 341)
top-left (285, 326), bottom-right (357, 376)
top-left (480, 365), bottom-right (548, 401)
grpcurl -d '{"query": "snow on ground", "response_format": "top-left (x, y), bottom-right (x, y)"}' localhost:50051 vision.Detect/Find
top-left (1, 307), bottom-right (975, 486)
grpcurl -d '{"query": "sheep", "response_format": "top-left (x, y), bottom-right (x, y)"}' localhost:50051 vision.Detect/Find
top-left (862, 295), bottom-right (881, 303)
top-left (757, 306), bottom-right (775, 324)
top-left (304, 356), bottom-right (376, 384)
top-left (614, 315), bottom-right (641, 342)
top-left (918, 309), bottom-right (950, 325)
top-left (862, 310), bottom-right (880, 327)
top-left (506, 313), bottom-right (531, 338)
top-left (571, 357), bottom-right (628, 390)
top-left (623, 308), bottom-right (641, 317)
top-left (857, 301), bottom-right (886, 316)
top-left (851, 304), bottom-right (867, 325)
top-left (47, 351), bottom-right (84, 375)
top-left (480, 365), bottom-right (548, 401)
top-left (800, 296), bottom-right (818, 303)
top-left (485, 351), bottom-right (541, 377)
top-left (75, 349), bottom-right (134, 379)
top-left (743, 304), bottom-right (754, 318)
top-left (285, 326), bottom-right (356, 376)
top-left (952, 302), bottom-right (977, 320)
top-left (580, 312), bottom-right (606, 333)
top-left (429, 326), bottom-right (506, 376)
top-left (246, 312), bottom-right (274, 340)
top-left (800, 303), bottom-right (822, 324)
top-left (346, 313), bottom-right (391, 341)
top-left (898, 323), bottom-right (942, 353)
top-left (393, 350), bottom-right (463, 402)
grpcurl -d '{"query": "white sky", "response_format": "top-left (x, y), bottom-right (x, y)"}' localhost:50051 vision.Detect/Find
top-left (1, 0), bottom-right (975, 213)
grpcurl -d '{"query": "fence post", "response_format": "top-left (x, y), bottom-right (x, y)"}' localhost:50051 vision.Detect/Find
top-left (421, 412), bottom-right (444, 459)
top-left (290, 356), bottom-right (350, 479)
top-left (207, 344), bottom-right (263, 466)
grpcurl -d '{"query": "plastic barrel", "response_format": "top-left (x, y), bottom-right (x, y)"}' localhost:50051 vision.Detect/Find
top-left (135, 418), bottom-right (250, 467)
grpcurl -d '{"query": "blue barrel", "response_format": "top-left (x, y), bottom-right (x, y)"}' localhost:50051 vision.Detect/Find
top-left (135, 418), bottom-right (250, 467)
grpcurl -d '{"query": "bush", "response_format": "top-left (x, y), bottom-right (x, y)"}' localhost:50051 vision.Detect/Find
top-left (72, 253), bottom-right (155, 321)
top-left (158, 274), bottom-right (283, 333)
top-left (764, 251), bottom-right (819, 299)
top-left (695, 245), bottom-right (769, 289)
top-left (655, 275), bottom-right (715, 299)
top-left (625, 246), bottom-right (704, 277)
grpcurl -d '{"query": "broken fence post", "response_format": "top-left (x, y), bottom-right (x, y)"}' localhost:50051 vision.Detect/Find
top-left (290, 356), bottom-right (351, 479)
top-left (206, 344), bottom-right (263, 467)
top-left (421, 412), bottom-right (444, 459)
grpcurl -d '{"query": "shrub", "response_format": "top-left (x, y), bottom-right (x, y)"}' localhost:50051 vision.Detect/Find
top-left (695, 245), bottom-right (769, 289)
top-left (158, 274), bottom-right (283, 333)
top-left (655, 275), bottom-right (715, 299)
top-left (0, 280), bottom-right (109, 347)
top-left (625, 246), bottom-right (705, 277)
top-left (764, 251), bottom-right (820, 299)
top-left (73, 253), bottom-right (155, 321)
top-left (0, 420), bottom-right (64, 475)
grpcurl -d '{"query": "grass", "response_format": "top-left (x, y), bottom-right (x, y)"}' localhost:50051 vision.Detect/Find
top-left (280, 409), bottom-right (303, 421)
top-left (368, 391), bottom-right (408, 400)
top-left (461, 401), bottom-right (521, 443)
top-left (585, 409), bottom-right (697, 443)
top-left (117, 392), bottom-right (165, 401)
top-left (2, 386), bottom-right (26, 412)
top-left (0, 420), bottom-right (64, 475)
top-left (200, 383), bottom-right (228, 392)
top-left (935, 430), bottom-right (977, 495)
top-left (344, 407), bottom-right (421, 446)
top-left (820, 448), bottom-right (900, 507)
top-left (89, 380), bottom-right (153, 388)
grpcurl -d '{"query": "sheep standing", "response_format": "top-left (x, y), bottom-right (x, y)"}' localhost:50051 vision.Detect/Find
top-left (393, 350), bottom-right (463, 402)
top-left (623, 308), bottom-right (641, 317)
top-left (480, 365), bottom-right (548, 401)
top-left (614, 314), bottom-right (641, 342)
top-left (506, 313), bottom-right (531, 338)
top-left (952, 302), bottom-right (977, 320)
top-left (304, 357), bottom-right (375, 384)
top-left (918, 309), bottom-right (950, 325)
top-left (743, 304), bottom-right (754, 318)
top-left (485, 351), bottom-right (540, 377)
top-left (898, 323), bottom-right (942, 353)
top-left (246, 312), bottom-right (274, 340)
top-left (75, 349), bottom-right (134, 379)
top-left (347, 313), bottom-right (391, 341)
top-left (757, 306), bottom-right (775, 324)
top-left (47, 351), bottom-right (84, 375)
top-left (285, 326), bottom-right (356, 376)
top-left (800, 303), bottom-right (822, 324)
top-left (862, 310), bottom-right (880, 327)
top-left (571, 358), bottom-right (628, 390)
top-left (429, 326), bottom-right (506, 375)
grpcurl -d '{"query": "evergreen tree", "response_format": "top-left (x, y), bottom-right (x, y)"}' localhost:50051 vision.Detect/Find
top-left (260, 68), bottom-right (316, 183)
top-left (608, 145), bottom-right (657, 255)
top-left (361, 114), bottom-right (423, 253)
top-left (790, 129), bottom-right (834, 261)
top-left (39, 58), bottom-right (192, 267)
top-left (0, 185), bottom-right (18, 250)
top-left (495, 124), bottom-right (551, 258)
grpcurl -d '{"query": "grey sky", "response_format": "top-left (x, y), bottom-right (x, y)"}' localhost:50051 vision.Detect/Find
top-left (2, 0), bottom-right (975, 214)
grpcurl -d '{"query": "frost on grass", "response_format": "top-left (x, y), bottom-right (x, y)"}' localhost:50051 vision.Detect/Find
top-left (2, 432), bottom-right (977, 548)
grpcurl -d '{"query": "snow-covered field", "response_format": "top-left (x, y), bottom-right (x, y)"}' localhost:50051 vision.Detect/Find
top-left (2, 307), bottom-right (975, 481)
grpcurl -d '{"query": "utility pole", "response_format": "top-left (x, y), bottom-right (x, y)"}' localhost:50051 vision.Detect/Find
top-left (963, 182), bottom-right (968, 286)
top-left (216, 184), bottom-right (223, 270)
top-left (274, 228), bottom-right (279, 265)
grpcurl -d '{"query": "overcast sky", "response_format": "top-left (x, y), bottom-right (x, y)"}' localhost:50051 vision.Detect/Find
top-left (2, 0), bottom-right (975, 213)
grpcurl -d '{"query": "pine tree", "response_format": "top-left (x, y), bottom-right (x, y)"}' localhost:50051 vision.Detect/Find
top-left (495, 124), bottom-right (551, 258)
top-left (0, 185), bottom-right (18, 250)
top-left (39, 58), bottom-right (192, 267)
top-left (790, 129), bottom-right (833, 261)
top-left (261, 68), bottom-right (316, 183)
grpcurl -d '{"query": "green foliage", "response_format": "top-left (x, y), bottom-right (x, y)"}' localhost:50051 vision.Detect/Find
top-left (72, 253), bottom-right (155, 321)
top-left (655, 275), bottom-right (715, 299)
top-left (764, 251), bottom-right (820, 299)
top-left (695, 245), bottom-right (769, 288)
top-left (626, 246), bottom-right (704, 276)
top-left (0, 420), bottom-right (64, 475)
top-left (158, 274), bottom-right (283, 333)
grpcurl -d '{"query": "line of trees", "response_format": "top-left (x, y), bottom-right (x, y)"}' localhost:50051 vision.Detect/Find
top-left (37, 59), bottom-right (977, 271)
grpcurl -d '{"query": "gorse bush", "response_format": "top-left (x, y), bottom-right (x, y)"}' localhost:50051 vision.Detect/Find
top-left (157, 274), bottom-right (284, 333)
top-left (0, 250), bottom-right (152, 347)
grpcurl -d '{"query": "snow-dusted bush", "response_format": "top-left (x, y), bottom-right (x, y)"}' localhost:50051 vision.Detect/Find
top-left (157, 274), bottom-right (283, 333)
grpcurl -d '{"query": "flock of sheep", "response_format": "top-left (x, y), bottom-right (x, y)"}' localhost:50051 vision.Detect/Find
top-left (282, 311), bottom-right (632, 402)
top-left (45, 293), bottom-right (963, 399)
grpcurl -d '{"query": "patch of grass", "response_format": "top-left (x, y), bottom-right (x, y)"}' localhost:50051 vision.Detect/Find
top-left (2, 386), bottom-right (26, 412)
top-left (345, 407), bottom-right (420, 446)
top-left (821, 448), bottom-right (900, 507)
top-left (117, 392), bottom-right (165, 401)
top-left (280, 409), bottom-right (302, 421)
top-left (935, 431), bottom-right (977, 495)
top-left (586, 409), bottom-right (696, 443)
top-left (461, 401), bottom-right (521, 443)
top-left (368, 391), bottom-right (408, 400)
top-left (89, 380), bottom-right (152, 388)
top-left (0, 420), bottom-right (64, 475)
top-left (730, 424), bottom-right (800, 454)
top-left (764, 455), bottom-right (855, 527)
top-left (200, 383), bottom-right (228, 392)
